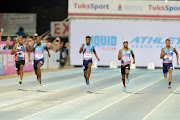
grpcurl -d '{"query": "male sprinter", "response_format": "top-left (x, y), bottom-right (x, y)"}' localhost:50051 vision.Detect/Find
top-left (160, 39), bottom-right (179, 89)
top-left (79, 36), bottom-right (100, 85)
top-left (118, 41), bottom-right (135, 92)
top-left (11, 37), bottom-right (29, 84)
top-left (30, 37), bottom-right (50, 86)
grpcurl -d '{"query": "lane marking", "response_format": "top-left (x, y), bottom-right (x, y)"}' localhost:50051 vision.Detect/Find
top-left (142, 86), bottom-right (180, 120)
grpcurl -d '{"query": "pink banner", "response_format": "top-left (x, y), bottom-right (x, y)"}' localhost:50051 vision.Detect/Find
top-left (3, 50), bottom-right (34, 74)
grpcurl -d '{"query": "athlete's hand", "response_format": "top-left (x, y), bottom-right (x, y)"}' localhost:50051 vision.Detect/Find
top-left (133, 60), bottom-right (135, 64)
top-left (48, 53), bottom-right (51, 57)
top-left (16, 49), bottom-right (20, 52)
top-left (177, 61), bottom-right (179, 65)
top-left (163, 52), bottom-right (167, 57)
top-left (82, 44), bottom-right (84, 48)
top-left (97, 57), bottom-right (100, 61)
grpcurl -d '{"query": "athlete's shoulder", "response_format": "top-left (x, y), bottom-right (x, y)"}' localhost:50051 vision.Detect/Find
top-left (42, 42), bottom-right (46, 47)
top-left (33, 43), bottom-right (37, 48)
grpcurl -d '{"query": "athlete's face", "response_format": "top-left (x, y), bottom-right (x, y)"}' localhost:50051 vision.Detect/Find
top-left (36, 38), bottom-right (41, 45)
top-left (86, 38), bottom-right (91, 45)
top-left (123, 42), bottom-right (128, 48)
top-left (166, 40), bottom-right (170, 47)
top-left (18, 38), bottom-right (23, 45)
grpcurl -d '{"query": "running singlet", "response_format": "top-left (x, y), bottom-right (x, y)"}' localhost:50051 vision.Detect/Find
top-left (121, 48), bottom-right (131, 65)
top-left (81, 44), bottom-right (95, 60)
top-left (163, 46), bottom-right (173, 63)
top-left (15, 43), bottom-right (26, 60)
top-left (33, 43), bottom-right (46, 60)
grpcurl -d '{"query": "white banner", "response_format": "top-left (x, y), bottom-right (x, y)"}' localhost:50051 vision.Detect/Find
top-left (0, 13), bottom-right (36, 36)
top-left (70, 20), bottom-right (180, 67)
top-left (68, 0), bottom-right (180, 18)
top-left (51, 22), bottom-right (69, 37)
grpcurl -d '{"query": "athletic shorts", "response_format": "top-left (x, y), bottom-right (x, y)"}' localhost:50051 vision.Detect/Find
top-left (163, 63), bottom-right (173, 74)
top-left (34, 58), bottom-right (44, 71)
top-left (121, 64), bottom-right (130, 75)
top-left (83, 59), bottom-right (92, 71)
top-left (15, 60), bottom-right (25, 71)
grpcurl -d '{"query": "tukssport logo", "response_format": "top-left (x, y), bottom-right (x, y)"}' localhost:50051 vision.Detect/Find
top-left (149, 5), bottom-right (180, 12)
top-left (74, 3), bottom-right (109, 11)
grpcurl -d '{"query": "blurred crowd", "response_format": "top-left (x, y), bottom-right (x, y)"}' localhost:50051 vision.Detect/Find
top-left (1, 33), bottom-right (69, 66)
top-left (1, 34), bottom-right (69, 55)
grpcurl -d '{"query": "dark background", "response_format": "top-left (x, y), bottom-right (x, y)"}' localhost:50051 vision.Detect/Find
top-left (1, 0), bottom-right (68, 35)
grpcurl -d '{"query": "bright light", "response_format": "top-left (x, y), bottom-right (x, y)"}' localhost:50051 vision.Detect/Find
top-left (165, 0), bottom-right (168, 3)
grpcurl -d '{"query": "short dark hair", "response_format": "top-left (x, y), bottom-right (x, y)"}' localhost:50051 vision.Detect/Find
top-left (165, 39), bottom-right (170, 42)
top-left (123, 41), bottom-right (128, 44)
top-left (86, 36), bottom-right (91, 39)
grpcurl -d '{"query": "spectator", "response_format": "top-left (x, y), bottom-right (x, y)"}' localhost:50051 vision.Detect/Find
top-left (46, 42), bottom-right (52, 49)
top-left (16, 27), bottom-right (27, 38)
top-left (3, 36), bottom-right (13, 50)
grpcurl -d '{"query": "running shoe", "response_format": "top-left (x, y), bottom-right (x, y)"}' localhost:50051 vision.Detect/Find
top-left (123, 86), bottom-right (126, 92)
top-left (168, 85), bottom-right (171, 89)
top-left (126, 78), bottom-right (129, 84)
top-left (19, 80), bottom-right (22, 84)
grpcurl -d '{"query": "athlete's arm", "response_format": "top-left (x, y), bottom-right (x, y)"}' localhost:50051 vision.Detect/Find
top-left (131, 49), bottom-right (135, 64)
top-left (160, 48), bottom-right (166, 59)
top-left (25, 44), bottom-right (31, 62)
top-left (29, 42), bottom-right (35, 52)
top-left (93, 49), bottom-right (100, 61)
top-left (11, 44), bottom-right (18, 55)
top-left (173, 47), bottom-right (179, 65)
top-left (79, 44), bottom-right (84, 53)
top-left (45, 46), bottom-right (50, 57)
top-left (118, 49), bottom-right (122, 60)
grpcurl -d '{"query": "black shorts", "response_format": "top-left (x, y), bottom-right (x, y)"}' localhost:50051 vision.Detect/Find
top-left (163, 63), bottom-right (173, 74)
top-left (83, 59), bottom-right (92, 71)
top-left (15, 60), bottom-right (25, 71)
top-left (121, 64), bottom-right (130, 75)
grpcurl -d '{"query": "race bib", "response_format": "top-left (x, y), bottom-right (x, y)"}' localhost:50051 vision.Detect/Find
top-left (164, 55), bottom-right (172, 61)
top-left (84, 53), bottom-right (92, 58)
top-left (35, 53), bottom-right (43, 59)
top-left (122, 56), bottom-right (130, 61)
top-left (17, 51), bottom-right (24, 57)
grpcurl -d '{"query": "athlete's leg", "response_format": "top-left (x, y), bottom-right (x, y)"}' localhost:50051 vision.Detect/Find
top-left (164, 73), bottom-right (167, 78)
top-left (84, 71), bottom-right (88, 80)
top-left (87, 62), bottom-right (92, 81)
top-left (125, 69), bottom-right (129, 79)
top-left (19, 64), bottom-right (24, 81)
top-left (37, 62), bottom-right (42, 84)
top-left (122, 74), bottom-right (126, 87)
top-left (168, 69), bottom-right (172, 83)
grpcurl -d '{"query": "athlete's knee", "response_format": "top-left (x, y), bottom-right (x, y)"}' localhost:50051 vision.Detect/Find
top-left (20, 65), bottom-right (23, 70)
top-left (164, 74), bottom-right (167, 78)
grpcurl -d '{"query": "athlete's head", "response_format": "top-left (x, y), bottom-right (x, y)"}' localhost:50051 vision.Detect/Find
top-left (86, 36), bottom-right (91, 45)
top-left (36, 36), bottom-right (41, 45)
top-left (165, 39), bottom-right (170, 47)
top-left (18, 37), bottom-right (23, 45)
top-left (123, 41), bottom-right (128, 48)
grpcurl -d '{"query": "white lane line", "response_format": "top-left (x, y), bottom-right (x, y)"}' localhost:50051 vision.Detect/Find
top-left (1, 73), bottom-right (120, 110)
top-left (0, 70), bottom-right (117, 95)
top-left (142, 86), bottom-right (180, 120)
top-left (18, 72), bottom-right (153, 120)
top-left (81, 77), bottom-right (164, 120)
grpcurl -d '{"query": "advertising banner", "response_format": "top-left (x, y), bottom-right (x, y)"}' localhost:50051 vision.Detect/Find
top-left (69, 0), bottom-right (180, 18)
top-left (70, 20), bottom-right (180, 67)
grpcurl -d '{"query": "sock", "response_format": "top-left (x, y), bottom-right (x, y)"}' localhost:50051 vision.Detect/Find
top-left (169, 82), bottom-right (171, 85)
